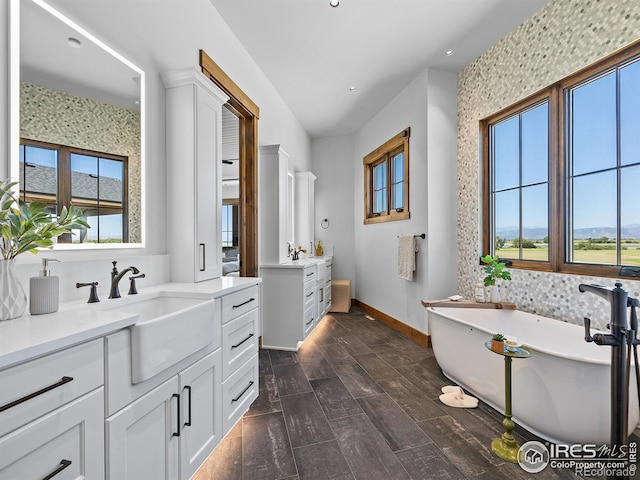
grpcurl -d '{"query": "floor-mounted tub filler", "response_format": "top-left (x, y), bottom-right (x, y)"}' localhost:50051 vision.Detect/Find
top-left (427, 306), bottom-right (640, 446)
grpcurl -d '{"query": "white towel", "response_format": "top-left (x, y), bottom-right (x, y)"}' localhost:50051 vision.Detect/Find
top-left (398, 235), bottom-right (418, 281)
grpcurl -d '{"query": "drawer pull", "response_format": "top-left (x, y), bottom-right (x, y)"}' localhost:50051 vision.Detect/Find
top-left (305, 292), bottom-right (314, 298)
top-left (199, 243), bottom-right (206, 272)
top-left (184, 385), bottom-right (192, 427)
top-left (306, 317), bottom-right (315, 326)
top-left (232, 298), bottom-right (255, 309)
top-left (306, 272), bottom-right (314, 277)
top-left (0, 376), bottom-right (73, 413)
top-left (42, 459), bottom-right (72, 480)
top-left (231, 333), bottom-right (254, 349)
top-left (172, 393), bottom-right (181, 437)
top-left (231, 381), bottom-right (254, 402)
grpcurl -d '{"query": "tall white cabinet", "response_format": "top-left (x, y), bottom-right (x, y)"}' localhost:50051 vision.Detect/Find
top-left (162, 68), bottom-right (230, 282)
top-left (260, 145), bottom-right (294, 264)
top-left (294, 172), bottom-right (316, 254)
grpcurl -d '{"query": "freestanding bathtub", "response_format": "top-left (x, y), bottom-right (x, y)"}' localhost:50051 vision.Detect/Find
top-left (428, 306), bottom-right (639, 446)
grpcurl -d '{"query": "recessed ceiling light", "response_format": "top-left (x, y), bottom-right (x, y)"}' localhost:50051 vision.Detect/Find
top-left (68, 37), bottom-right (82, 48)
top-left (329, 0), bottom-right (339, 7)
top-left (445, 50), bottom-right (454, 56)
top-left (349, 86), bottom-right (356, 91)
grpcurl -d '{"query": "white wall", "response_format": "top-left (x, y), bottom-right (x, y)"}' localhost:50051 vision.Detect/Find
top-left (0, 1), bottom-right (8, 181)
top-left (348, 68), bottom-right (458, 333)
top-left (1, 0), bottom-right (311, 302)
top-left (426, 69), bottom-right (458, 304)
top-left (311, 135), bottom-right (355, 286)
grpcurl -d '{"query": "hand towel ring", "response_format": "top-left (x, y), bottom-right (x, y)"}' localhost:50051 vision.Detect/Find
top-left (321, 218), bottom-right (329, 229)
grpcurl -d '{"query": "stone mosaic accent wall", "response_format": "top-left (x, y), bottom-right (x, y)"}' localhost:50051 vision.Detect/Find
top-left (457, 0), bottom-right (640, 330)
top-left (20, 83), bottom-right (142, 243)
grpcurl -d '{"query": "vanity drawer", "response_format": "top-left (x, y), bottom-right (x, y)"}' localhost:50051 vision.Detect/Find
top-left (303, 305), bottom-right (315, 338)
top-left (221, 308), bottom-right (259, 380)
top-left (0, 339), bottom-right (103, 438)
top-left (302, 266), bottom-right (317, 287)
top-left (0, 389), bottom-right (104, 480)
top-left (303, 282), bottom-right (315, 311)
top-left (221, 285), bottom-right (259, 324)
top-left (221, 353), bottom-right (258, 433)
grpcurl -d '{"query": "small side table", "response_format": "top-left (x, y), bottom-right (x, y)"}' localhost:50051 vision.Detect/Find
top-left (484, 340), bottom-right (533, 463)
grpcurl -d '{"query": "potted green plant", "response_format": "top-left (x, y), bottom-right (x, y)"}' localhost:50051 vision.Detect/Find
top-left (0, 179), bottom-right (88, 320)
top-left (481, 254), bottom-right (511, 303)
top-left (491, 333), bottom-right (505, 353)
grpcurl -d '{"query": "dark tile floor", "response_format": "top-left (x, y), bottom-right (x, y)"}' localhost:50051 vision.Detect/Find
top-left (193, 308), bottom-right (632, 480)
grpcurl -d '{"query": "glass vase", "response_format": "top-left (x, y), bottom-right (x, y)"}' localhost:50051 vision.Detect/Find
top-left (0, 259), bottom-right (27, 320)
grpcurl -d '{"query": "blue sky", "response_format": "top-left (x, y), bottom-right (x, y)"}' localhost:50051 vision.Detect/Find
top-left (493, 58), bottom-right (640, 236)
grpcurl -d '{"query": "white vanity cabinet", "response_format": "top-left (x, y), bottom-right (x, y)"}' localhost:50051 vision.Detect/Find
top-left (106, 375), bottom-right (180, 480)
top-left (220, 286), bottom-right (259, 433)
top-left (0, 339), bottom-right (105, 479)
top-left (294, 171), bottom-right (316, 254)
top-left (105, 303), bottom-right (223, 480)
top-left (104, 281), bottom-right (259, 480)
top-left (261, 263), bottom-right (321, 350)
top-left (179, 352), bottom-right (222, 479)
top-left (0, 390), bottom-right (104, 480)
top-left (162, 67), bottom-right (230, 282)
top-left (106, 350), bottom-right (221, 480)
top-left (324, 258), bottom-right (333, 314)
top-left (0, 279), bottom-right (260, 480)
top-left (314, 258), bottom-right (332, 322)
top-left (315, 259), bottom-right (326, 322)
top-left (260, 145), bottom-right (294, 264)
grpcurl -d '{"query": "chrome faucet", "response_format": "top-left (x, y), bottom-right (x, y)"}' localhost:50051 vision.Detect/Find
top-left (109, 261), bottom-right (140, 299)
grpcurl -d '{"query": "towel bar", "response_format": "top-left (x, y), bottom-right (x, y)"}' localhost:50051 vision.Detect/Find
top-left (397, 233), bottom-right (425, 239)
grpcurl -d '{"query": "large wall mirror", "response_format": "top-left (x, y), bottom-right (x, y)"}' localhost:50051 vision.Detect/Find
top-left (10, 0), bottom-right (145, 248)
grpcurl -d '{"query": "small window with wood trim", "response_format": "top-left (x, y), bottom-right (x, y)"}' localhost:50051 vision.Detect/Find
top-left (363, 128), bottom-right (410, 224)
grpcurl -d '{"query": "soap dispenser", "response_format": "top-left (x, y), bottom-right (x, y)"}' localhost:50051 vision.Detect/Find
top-left (29, 258), bottom-right (60, 315)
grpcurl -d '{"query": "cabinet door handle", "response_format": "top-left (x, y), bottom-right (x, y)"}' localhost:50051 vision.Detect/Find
top-left (172, 393), bottom-right (181, 437)
top-left (41, 459), bottom-right (72, 480)
top-left (0, 376), bottom-right (73, 413)
top-left (231, 333), bottom-right (254, 349)
top-left (232, 298), bottom-right (255, 309)
top-left (199, 243), bottom-right (206, 272)
top-left (306, 317), bottom-right (315, 326)
top-left (231, 381), bottom-right (254, 402)
top-left (184, 386), bottom-right (192, 427)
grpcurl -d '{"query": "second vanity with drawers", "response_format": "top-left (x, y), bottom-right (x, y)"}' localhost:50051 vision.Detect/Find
top-left (0, 277), bottom-right (260, 480)
top-left (260, 257), bottom-right (332, 350)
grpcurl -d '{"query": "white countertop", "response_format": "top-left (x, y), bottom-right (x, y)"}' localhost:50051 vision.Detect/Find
top-left (0, 276), bottom-right (261, 370)
top-left (260, 257), bottom-right (332, 269)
